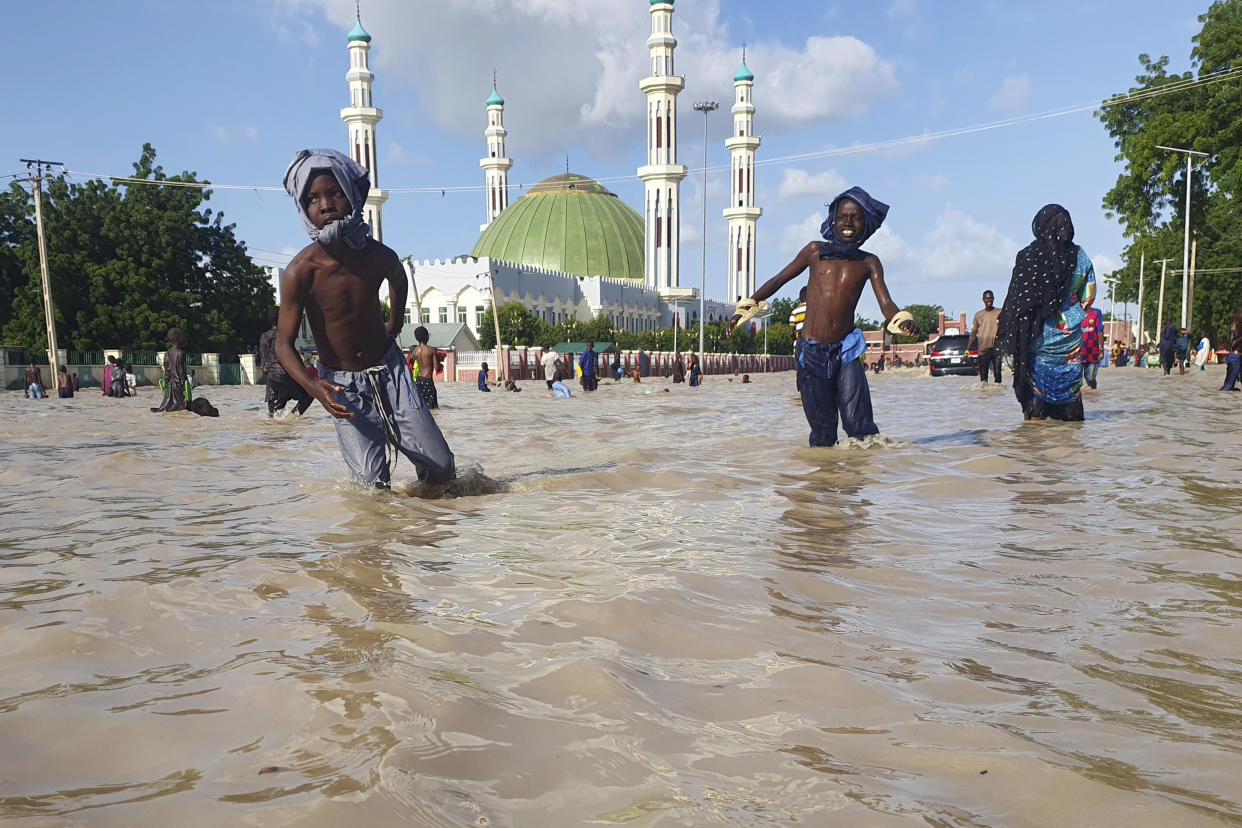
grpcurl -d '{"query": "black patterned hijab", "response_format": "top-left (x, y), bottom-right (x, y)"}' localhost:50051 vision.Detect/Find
top-left (995, 204), bottom-right (1080, 357)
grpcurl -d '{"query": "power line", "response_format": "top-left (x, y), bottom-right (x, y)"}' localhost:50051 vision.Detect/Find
top-left (55, 65), bottom-right (1238, 197)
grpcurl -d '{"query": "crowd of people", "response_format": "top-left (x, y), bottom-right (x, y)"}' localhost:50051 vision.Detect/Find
top-left (16, 153), bottom-right (1240, 488)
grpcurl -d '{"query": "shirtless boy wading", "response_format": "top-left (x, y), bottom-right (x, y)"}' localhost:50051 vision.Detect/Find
top-left (728, 187), bottom-right (917, 446)
top-left (277, 149), bottom-right (454, 488)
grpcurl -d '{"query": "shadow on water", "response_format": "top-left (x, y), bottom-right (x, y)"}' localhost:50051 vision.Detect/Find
top-left (910, 428), bottom-right (990, 447)
top-left (771, 461), bottom-right (870, 573)
top-left (405, 462), bottom-right (620, 498)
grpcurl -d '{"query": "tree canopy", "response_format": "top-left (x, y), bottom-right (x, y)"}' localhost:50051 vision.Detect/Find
top-left (1097, 1), bottom-right (1242, 342)
top-left (2, 144), bottom-right (274, 355)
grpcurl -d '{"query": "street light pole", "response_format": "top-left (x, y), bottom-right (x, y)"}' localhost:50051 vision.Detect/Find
top-left (693, 100), bottom-right (718, 365)
top-left (1156, 145), bottom-right (1208, 329)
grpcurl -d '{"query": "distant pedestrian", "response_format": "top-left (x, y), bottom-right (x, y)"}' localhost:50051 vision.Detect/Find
top-left (638, 349), bottom-right (650, 377)
top-left (541, 350), bottom-right (561, 390)
top-left (1079, 306), bottom-right (1103, 389)
top-left (259, 306), bottom-right (313, 417)
top-left (671, 354), bottom-right (685, 383)
top-left (968, 289), bottom-right (1003, 383)
top-left (1159, 322), bottom-right (1177, 375)
top-left (56, 365), bottom-right (73, 398)
top-left (1193, 332), bottom-right (1211, 371)
top-left (152, 327), bottom-right (189, 413)
top-left (101, 356), bottom-right (115, 397)
top-left (25, 364), bottom-right (45, 399)
top-left (1220, 307), bottom-right (1242, 392)
top-left (688, 353), bottom-right (702, 387)
top-left (578, 341), bottom-right (598, 392)
top-left (1175, 328), bottom-right (1191, 375)
top-left (71, 372), bottom-right (79, 392)
top-left (477, 362), bottom-right (492, 392)
top-left (406, 325), bottom-right (441, 410)
top-left (110, 357), bottom-right (129, 397)
top-left (125, 364), bottom-right (137, 395)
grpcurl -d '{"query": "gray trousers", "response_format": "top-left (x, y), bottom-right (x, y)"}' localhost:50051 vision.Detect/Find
top-left (317, 340), bottom-right (455, 487)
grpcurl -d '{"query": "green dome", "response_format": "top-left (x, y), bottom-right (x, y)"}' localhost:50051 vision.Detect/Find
top-left (486, 87), bottom-right (504, 107)
top-left (347, 20), bottom-right (371, 43)
top-left (734, 61), bottom-right (754, 82)
top-left (472, 174), bottom-right (645, 282)
top-left (650, 0), bottom-right (672, 5)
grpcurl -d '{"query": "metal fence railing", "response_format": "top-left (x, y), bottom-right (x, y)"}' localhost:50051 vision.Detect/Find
top-left (455, 350), bottom-right (492, 366)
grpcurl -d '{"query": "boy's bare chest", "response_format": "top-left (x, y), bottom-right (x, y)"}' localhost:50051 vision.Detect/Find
top-left (308, 264), bottom-right (383, 310)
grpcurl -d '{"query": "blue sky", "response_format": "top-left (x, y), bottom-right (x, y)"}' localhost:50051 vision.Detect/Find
top-left (1, 0), bottom-right (1206, 321)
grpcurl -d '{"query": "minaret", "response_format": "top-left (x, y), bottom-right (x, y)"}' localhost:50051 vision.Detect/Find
top-left (638, 0), bottom-right (688, 294)
top-left (339, 11), bottom-right (388, 241)
top-left (724, 54), bottom-right (761, 303)
top-left (479, 77), bottom-right (513, 232)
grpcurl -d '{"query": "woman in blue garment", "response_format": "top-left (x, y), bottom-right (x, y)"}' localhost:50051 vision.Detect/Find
top-left (996, 205), bottom-right (1096, 422)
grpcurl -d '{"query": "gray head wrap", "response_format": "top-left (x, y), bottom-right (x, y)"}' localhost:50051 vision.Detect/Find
top-left (283, 148), bottom-right (372, 250)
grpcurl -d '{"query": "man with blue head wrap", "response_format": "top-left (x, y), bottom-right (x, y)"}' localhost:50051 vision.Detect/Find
top-left (727, 186), bottom-right (918, 447)
top-left (273, 148), bottom-right (455, 489)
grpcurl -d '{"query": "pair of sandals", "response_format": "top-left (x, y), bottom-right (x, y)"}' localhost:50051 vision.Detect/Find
top-left (734, 300), bottom-right (914, 336)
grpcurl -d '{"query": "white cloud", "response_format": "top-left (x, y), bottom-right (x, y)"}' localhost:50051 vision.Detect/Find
top-left (887, 0), bottom-right (918, 19)
top-left (778, 212), bottom-right (824, 262)
top-left (777, 168), bottom-right (848, 200)
top-left (989, 74), bottom-right (1032, 111)
top-left (212, 125), bottom-right (259, 142)
top-left (1092, 254), bottom-right (1118, 276)
top-left (867, 205), bottom-right (1019, 289)
top-left (270, 0), bottom-right (899, 159)
top-left (387, 140), bottom-right (411, 164)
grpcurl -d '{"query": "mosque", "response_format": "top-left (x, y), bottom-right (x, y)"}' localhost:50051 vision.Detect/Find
top-left (335, 2), bottom-right (763, 345)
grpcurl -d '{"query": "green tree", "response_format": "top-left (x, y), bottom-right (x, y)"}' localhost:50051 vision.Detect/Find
top-left (894, 303), bottom-right (942, 343)
top-left (2, 144), bottom-right (274, 355)
top-left (477, 301), bottom-right (548, 348)
top-left (1096, 1), bottom-right (1242, 342)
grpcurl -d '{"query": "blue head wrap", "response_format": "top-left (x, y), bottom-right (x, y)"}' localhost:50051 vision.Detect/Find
top-left (819, 186), bottom-right (889, 261)
top-left (283, 148), bottom-right (372, 250)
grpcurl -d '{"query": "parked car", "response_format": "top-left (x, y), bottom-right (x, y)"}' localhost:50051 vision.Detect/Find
top-left (927, 334), bottom-right (978, 377)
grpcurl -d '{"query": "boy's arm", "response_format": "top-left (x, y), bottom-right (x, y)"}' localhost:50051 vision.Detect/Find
top-left (727, 242), bottom-right (817, 336)
top-left (967, 312), bottom-right (979, 351)
top-left (276, 263), bottom-right (353, 419)
top-left (385, 255), bottom-right (408, 340)
top-left (867, 256), bottom-right (918, 337)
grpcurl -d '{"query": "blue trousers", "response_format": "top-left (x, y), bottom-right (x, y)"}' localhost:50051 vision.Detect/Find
top-left (318, 341), bottom-right (455, 487)
top-left (797, 340), bottom-right (878, 447)
top-left (1082, 361), bottom-right (1100, 388)
top-left (1221, 353), bottom-right (1241, 391)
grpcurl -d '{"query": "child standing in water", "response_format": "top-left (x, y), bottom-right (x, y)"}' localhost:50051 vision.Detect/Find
top-left (727, 186), bottom-right (917, 446)
top-left (152, 328), bottom-right (188, 412)
top-left (277, 149), bottom-right (455, 488)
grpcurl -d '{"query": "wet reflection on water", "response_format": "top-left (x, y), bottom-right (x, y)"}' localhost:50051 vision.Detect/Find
top-left (0, 367), bottom-right (1239, 825)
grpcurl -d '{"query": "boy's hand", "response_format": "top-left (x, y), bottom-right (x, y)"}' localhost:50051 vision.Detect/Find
top-left (899, 319), bottom-right (919, 337)
top-left (311, 380), bottom-right (353, 418)
top-left (725, 313), bottom-right (742, 337)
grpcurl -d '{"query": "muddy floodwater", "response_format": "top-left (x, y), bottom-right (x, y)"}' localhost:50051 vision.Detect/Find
top-left (1, 366), bottom-right (1240, 827)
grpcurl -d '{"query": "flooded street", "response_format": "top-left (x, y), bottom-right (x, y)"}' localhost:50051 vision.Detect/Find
top-left (2, 366), bottom-right (1240, 826)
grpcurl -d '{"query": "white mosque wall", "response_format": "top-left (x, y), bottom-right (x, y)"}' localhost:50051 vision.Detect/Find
top-left (404, 257), bottom-right (739, 343)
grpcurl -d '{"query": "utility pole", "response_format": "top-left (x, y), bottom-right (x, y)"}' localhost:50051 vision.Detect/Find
top-left (402, 256), bottom-right (422, 327)
top-left (1136, 250), bottom-right (1145, 345)
top-left (486, 269), bottom-right (506, 381)
top-left (1154, 258), bottom-right (1173, 341)
top-left (1187, 238), bottom-right (1198, 334)
top-left (693, 100), bottom-right (718, 363)
top-left (17, 159), bottom-right (64, 373)
top-left (1155, 145), bottom-right (1208, 328)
